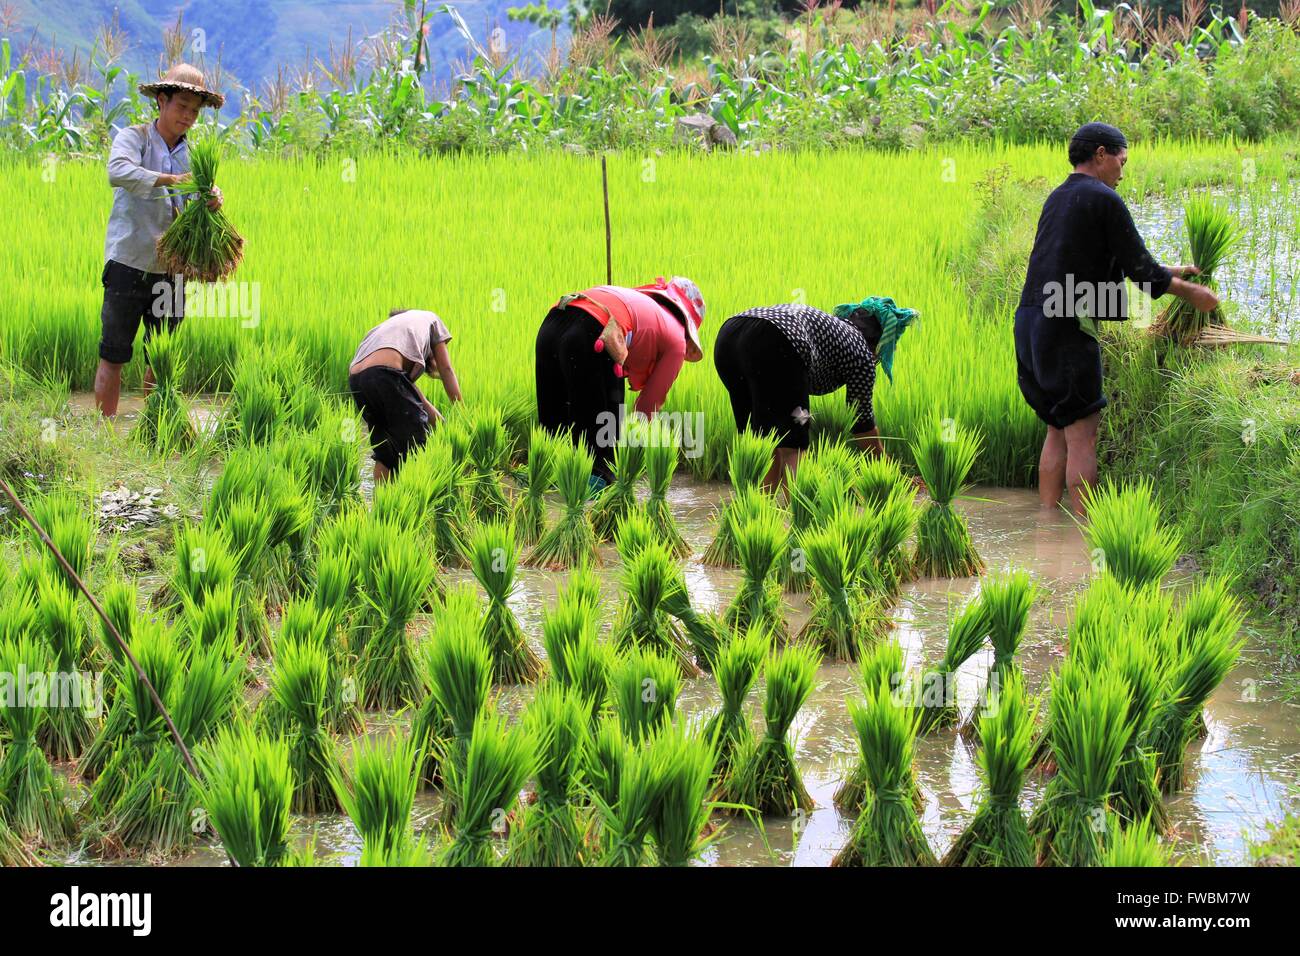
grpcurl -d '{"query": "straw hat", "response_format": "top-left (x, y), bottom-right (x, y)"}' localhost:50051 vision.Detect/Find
top-left (139, 63), bottom-right (225, 109)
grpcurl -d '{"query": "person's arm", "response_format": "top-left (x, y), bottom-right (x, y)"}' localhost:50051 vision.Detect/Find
top-left (1166, 275), bottom-right (1221, 313)
top-left (430, 341), bottom-right (461, 403)
top-left (107, 127), bottom-right (188, 195)
top-left (1104, 193), bottom-right (1173, 299)
top-left (633, 332), bottom-right (685, 417)
top-left (845, 356), bottom-right (881, 456)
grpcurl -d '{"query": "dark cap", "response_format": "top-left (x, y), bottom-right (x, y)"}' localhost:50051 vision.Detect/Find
top-left (1070, 122), bottom-right (1128, 149)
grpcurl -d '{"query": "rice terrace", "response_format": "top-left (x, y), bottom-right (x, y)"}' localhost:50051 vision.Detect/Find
top-left (1, 0), bottom-right (1300, 886)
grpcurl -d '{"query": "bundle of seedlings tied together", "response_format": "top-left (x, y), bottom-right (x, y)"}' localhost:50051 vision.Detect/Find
top-left (1150, 198), bottom-right (1239, 346)
top-left (910, 416), bottom-right (985, 577)
top-left (703, 429), bottom-right (781, 567)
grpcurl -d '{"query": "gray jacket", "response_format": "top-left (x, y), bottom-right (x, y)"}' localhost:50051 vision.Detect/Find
top-left (104, 122), bottom-right (189, 274)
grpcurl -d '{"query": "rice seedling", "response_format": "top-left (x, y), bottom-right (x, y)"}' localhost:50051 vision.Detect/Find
top-left (303, 404), bottom-right (364, 514)
top-left (978, 569), bottom-right (1038, 687)
top-left (781, 457), bottom-right (834, 594)
top-left (465, 407), bottom-right (513, 524)
top-left (702, 624), bottom-right (768, 780)
top-left (508, 684), bottom-right (591, 867)
top-left (514, 426), bottom-right (557, 547)
top-left (356, 532), bottom-right (436, 709)
top-left (702, 429), bottom-right (780, 567)
top-left (834, 638), bottom-right (908, 813)
top-left (642, 420), bottom-right (689, 557)
top-left (213, 500), bottom-right (275, 654)
top-left (795, 514), bottom-right (885, 662)
top-left (0, 634), bottom-right (73, 844)
top-left (589, 723), bottom-right (660, 867)
top-left (438, 711), bottom-right (535, 867)
top-left (0, 817), bottom-right (37, 866)
top-left (869, 484), bottom-right (921, 595)
top-left (1081, 479), bottom-right (1181, 590)
top-left (917, 596), bottom-right (990, 733)
top-left (466, 520), bottom-right (542, 684)
top-left (1152, 198), bottom-right (1239, 345)
top-left (360, 836), bottom-right (434, 867)
top-left (662, 593), bottom-right (728, 674)
top-left (558, 558), bottom-right (604, 629)
top-left (540, 596), bottom-right (610, 723)
top-left (612, 509), bottom-right (657, 564)
top-left (526, 440), bottom-right (599, 570)
top-left (856, 454), bottom-right (907, 509)
top-left (1101, 817), bottom-right (1172, 866)
top-left (34, 576), bottom-right (96, 760)
top-left (832, 683), bottom-right (934, 867)
top-left (333, 733), bottom-right (421, 861)
top-left (647, 720), bottom-right (717, 867)
top-left (283, 588), bottom-right (362, 735)
top-left (1149, 576), bottom-right (1244, 794)
top-left (727, 643), bottom-right (820, 816)
top-left (611, 647), bottom-right (681, 745)
top-left (941, 671), bottom-right (1038, 867)
top-left (421, 584), bottom-right (493, 791)
top-left (170, 523), bottom-right (238, 611)
top-left (610, 542), bottom-right (701, 677)
top-left (155, 132), bottom-right (244, 282)
top-left (266, 636), bottom-right (342, 814)
top-left (230, 357), bottom-right (286, 446)
top-left (723, 509), bottom-right (789, 641)
top-left (1029, 664), bottom-right (1134, 867)
top-left (592, 420), bottom-right (648, 541)
top-left (27, 491), bottom-right (93, 595)
top-left (191, 725), bottom-right (294, 867)
top-left (1106, 626), bottom-right (1169, 832)
top-left (134, 326), bottom-right (194, 453)
top-left (79, 579), bottom-right (139, 780)
top-left (910, 417), bottom-right (984, 578)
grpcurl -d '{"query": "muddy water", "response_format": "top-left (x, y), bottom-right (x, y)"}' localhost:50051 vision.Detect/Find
top-left (64, 391), bottom-right (225, 437)
top-left (89, 480), bottom-right (1299, 867)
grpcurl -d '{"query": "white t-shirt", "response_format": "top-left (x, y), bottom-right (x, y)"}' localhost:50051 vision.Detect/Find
top-left (351, 310), bottom-right (453, 379)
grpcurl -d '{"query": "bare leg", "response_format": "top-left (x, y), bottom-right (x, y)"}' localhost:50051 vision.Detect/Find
top-left (1038, 426), bottom-right (1067, 508)
top-left (373, 461), bottom-right (392, 485)
top-left (94, 360), bottom-right (124, 418)
top-left (1063, 412), bottom-right (1101, 517)
top-left (762, 447), bottom-right (800, 495)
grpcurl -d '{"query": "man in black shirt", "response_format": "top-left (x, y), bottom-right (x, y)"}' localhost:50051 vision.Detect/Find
top-left (1014, 122), bottom-right (1219, 516)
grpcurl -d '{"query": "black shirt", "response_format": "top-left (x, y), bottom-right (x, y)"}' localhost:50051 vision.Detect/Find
top-left (734, 304), bottom-right (877, 432)
top-left (1019, 173), bottom-right (1172, 320)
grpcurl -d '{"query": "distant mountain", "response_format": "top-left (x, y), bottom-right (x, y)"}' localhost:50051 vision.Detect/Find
top-left (4, 0), bottom-right (568, 111)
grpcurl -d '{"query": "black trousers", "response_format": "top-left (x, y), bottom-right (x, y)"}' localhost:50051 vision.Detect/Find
top-left (714, 313), bottom-right (811, 450)
top-left (535, 306), bottom-right (624, 482)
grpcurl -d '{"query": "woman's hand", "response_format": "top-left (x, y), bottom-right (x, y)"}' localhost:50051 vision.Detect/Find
top-left (207, 185), bottom-right (223, 211)
top-left (1168, 264), bottom-right (1201, 279)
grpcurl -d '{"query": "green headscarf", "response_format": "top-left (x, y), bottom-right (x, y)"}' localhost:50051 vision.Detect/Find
top-left (832, 296), bottom-right (919, 384)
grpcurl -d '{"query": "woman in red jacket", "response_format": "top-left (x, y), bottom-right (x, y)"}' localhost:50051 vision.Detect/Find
top-left (535, 276), bottom-right (705, 488)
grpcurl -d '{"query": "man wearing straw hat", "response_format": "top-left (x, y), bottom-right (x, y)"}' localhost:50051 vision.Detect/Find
top-left (1015, 121), bottom-right (1219, 516)
top-left (94, 63), bottom-right (225, 418)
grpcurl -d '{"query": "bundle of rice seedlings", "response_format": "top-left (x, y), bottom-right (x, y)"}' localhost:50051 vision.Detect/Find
top-left (191, 725), bottom-right (294, 866)
top-left (230, 359), bottom-right (285, 445)
top-left (702, 429), bottom-right (780, 567)
top-left (1029, 664), bottom-right (1134, 866)
top-left (834, 638), bottom-right (907, 813)
top-left (79, 579), bottom-right (139, 780)
top-left (979, 569), bottom-right (1037, 687)
top-left (0, 817), bottom-right (37, 866)
top-left (266, 637), bottom-right (341, 814)
top-left (642, 420), bottom-right (690, 557)
top-left (856, 454), bottom-right (907, 509)
top-left (334, 733), bottom-right (421, 861)
top-left (102, 642), bottom-right (242, 855)
top-left (702, 625), bottom-right (768, 779)
top-left (287, 588), bottom-right (362, 735)
top-left (941, 672), bottom-right (1038, 866)
top-left (647, 720), bottom-right (717, 867)
top-left (613, 509), bottom-right (657, 564)
top-left (917, 597), bottom-right (990, 734)
top-left (1107, 626), bottom-right (1169, 832)
top-left (832, 683), bottom-right (934, 867)
top-left (360, 836), bottom-right (433, 867)
top-left (591, 421), bottom-right (648, 541)
top-left (134, 326), bottom-right (194, 452)
top-left (662, 592), bottom-right (728, 673)
top-left (869, 485), bottom-right (921, 596)
top-left (155, 132), bottom-right (244, 281)
top-left (465, 408), bottom-right (513, 523)
top-left (170, 523), bottom-right (238, 612)
top-left (373, 440), bottom-right (469, 568)
top-left (508, 684), bottom-right (590, 867)
top-left (514, 426), bottom-right (557, 547)
top-left (0, 634), bottom-right (73, 843)
top-left (1082, 479), bottom-right (1180, 590)
top-left (303, 404), bottom-right (364, 514)
top-left (723, 509), bottom-right (789, 641)
top-left (781, 457), bottom-right (834, 594)
top-left (356, 534), bottom-right (436, 709)
top-left (611, 647), bottom-right (681, 745)
top-left (611, 542), bottom-right (700, 677)
top-left (28, 491), bottom-right (93, 595)
top-left (420, 585), bottom-right (492, 793)
top-left (32, 577), bottom-right (96, 760)
top-left (910, 417), bottom-right (984, 578)
top-left (558, 558), bottom-right (604, 629)
top-left (526, 440), bottom-right (599, 570)
top-left (179, 582), bottom-right (240, 661)
top-left (438, 711), bottom-right (535, 867)
top-left (1151, 198), bottom-right (1239, 345)
top-left (728, 643), bottom-right (820, 816)
top-left (541, 596), bottom-right (610, 723)
top-left (312, 548), bottom-right (356, 632)
top-left (590, 723), bottom-right (660, 867)
top-left (1149, 576), bottom-right (1244, 794)
top-left (214, 500), bottom-right (274, 655)
top-left (467, 520), bottom-right (542, 684)
top-left (1101, 817), bottom-right (1172, 866)
top-left (795, 515), bottom-right (884, 662)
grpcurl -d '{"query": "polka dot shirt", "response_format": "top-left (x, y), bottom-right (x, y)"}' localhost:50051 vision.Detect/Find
top-left (733, 304), bottom-right (878, 432)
